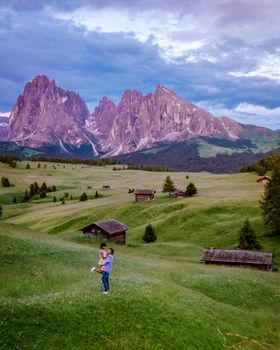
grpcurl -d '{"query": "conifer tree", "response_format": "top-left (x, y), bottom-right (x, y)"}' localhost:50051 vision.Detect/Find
top-left (79, 192), bottom-right (88, 201)
top-left (260, 166), bottom-right (280, 234)
top-left (95, 191), bottom-right (99, 198)
top-left (1, 177), bottom-right (11, 187)
top-left (53, 196), bottom-right (57, 202)
top-left (13, 196), bottom-right (17, 204)
top-left (162, 176), bottom-right (175, 193)
top-left (0, 205), bottom-right (2, 218)
top-left (34, 182), bottom-right (39, 194)
top-left (238, 219), bottom-right (261, 249)
top-left (23, 189), bottom-right (29, 202)
top-left (142, 224), bottom-right (157, 243)
top-left (186, 182), bottom-right (197, 196)
top-left (41, 182), bottom-right (47, 193)
top-left (26, 163), bottom-right (30, 169)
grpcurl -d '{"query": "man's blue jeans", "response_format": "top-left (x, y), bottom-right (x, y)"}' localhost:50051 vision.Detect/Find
top-left (102, 271), bottom-right (110, 292)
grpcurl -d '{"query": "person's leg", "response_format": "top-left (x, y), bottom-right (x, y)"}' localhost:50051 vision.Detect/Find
top-left (102, 271), bottom-right (109, 292)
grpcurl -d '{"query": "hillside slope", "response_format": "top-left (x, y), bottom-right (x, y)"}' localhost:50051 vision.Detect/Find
top-left (0, 161), bottom-right (279, 349)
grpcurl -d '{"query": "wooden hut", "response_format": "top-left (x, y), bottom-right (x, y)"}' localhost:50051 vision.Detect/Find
top-left (80, 219), bottom-right (127, 245)
top-left (201, 248), bottom-right (273, 271)
top-left (256, 176), bottom-right (272, 184)
top-left (134, 189), bottom-right (155, 203)
top-left (170, 189), bottom-right (186, 198)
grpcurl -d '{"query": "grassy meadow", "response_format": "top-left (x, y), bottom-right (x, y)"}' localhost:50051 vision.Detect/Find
top-left (0, 160), bottom-right (279, 349)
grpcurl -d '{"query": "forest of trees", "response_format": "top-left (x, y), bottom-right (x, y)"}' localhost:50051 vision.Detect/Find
top-left (240, 151), bottom-right (280, 174)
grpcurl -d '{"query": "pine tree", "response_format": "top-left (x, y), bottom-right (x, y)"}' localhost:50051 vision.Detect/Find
top-left (238, 219), bottom-right (261, 250)
top-left (23, 189), bottom-right (29, 202)
top-left (79, 192), bottom-right (88, 201)
top-left (37, 163), bottom-right (41, 169)
top-left (13, 196), bottom-right (17, 204)
top-left (186, 182), bottom-right (197, 196)
top-left (41, 182), bottom-right (47, 193)
top-left (26, 163), bottom-right (30, 169)
top-left (29, 184), bottom-right (35, 197)
top-left (53, 196), bottom-right (57, 202)
top-left (95, 191), bottom-right (99, 198)
top-left (162, 176), bottom-right (175, 193)
top-left (1, 177), bottom-right (11, 187)
top-left (142, 224), bottom-right (157, 243)
top-left (34, 182), bottom-right (39, 194)
top-left (0, 205), bottom-right (2, 218)
top-left (260, 166), bottom-right (280, 234)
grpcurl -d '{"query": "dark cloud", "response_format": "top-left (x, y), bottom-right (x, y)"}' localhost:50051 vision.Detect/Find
top-left (0, 1), bottom-right (279, 130)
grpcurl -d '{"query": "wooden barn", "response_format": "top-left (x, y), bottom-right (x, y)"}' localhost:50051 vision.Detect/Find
top-left (80, 219), bottom-right (128, 245)
top-left (134, 189), bottom-right (155, 203)
top-left (201, 248), bottom-right (273, 271)
top-left (257, 176), bottom-right (272, 184)
top-left (170, 189), bottom-right (186, 198)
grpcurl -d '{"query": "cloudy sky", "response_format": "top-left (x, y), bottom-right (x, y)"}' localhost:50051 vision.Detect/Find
top-left (0, 0), bottom-right (279, 129)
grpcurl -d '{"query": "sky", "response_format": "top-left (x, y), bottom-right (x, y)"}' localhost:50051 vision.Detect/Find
top-left (0, 0), bottom-right (280, 130)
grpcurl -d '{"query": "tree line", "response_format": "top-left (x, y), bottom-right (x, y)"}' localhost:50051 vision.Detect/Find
top-left (240, 151), bottom-right (280, 175)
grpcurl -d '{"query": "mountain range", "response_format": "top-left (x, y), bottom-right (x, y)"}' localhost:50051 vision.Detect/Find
top-left (1, 75), bottom-right (279, 172)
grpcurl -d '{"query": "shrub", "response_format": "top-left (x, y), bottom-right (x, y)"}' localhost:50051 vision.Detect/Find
top-left (40, 191), bottom-right (47, 198)
top-left (142, 224), bottom-right (157, 243)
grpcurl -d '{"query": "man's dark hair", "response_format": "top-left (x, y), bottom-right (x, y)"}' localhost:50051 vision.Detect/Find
top-left (100, 242), bottom-right (107, 249)
top-left (109, 248), bottom-right (114, 255)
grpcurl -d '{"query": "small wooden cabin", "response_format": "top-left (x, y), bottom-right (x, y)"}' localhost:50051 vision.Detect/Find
top-left (257, 176), bottom-right (272, 184)
top-left (170, 189), bottom-right (186, 198)
top-left (134, 189), bottom-right (155, 203)
top-left (201, 248), bottom-right (273, 271)
top-left (80, 219), bottom-right (127, 245)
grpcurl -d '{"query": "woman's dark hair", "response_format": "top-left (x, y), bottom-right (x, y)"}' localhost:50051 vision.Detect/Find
top-left (109, 247), bottom-right (114, 255)
top-left (100, 242), bottom-right (107, 249)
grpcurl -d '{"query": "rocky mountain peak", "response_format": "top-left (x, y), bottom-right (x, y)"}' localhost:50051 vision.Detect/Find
top-left (9, 75), bottom-right (91, 150)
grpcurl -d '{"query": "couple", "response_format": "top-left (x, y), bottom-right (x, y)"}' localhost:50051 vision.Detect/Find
top-left (91, 243), bottom-right (114, 295)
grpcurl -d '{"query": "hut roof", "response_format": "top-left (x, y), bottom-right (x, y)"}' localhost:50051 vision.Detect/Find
top-left (80, 219), bottom-right (128, 235)
top-left (95, 220), bottom-right (128, 234)
top-left (170, 189), bottom-right (185, 195)
top-left (134, 189), bottom-right (155, 195)
top-left (257, 176), bottom-right (272, 182)
top-left (201, 248), bottom-right (273, 265)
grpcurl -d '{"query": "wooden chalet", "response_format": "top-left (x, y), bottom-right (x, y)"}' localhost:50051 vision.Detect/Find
top-left (170, 189), bottom-right (186, 198)
top-left (134, 189), bottom-right (155, 203)
top-left (201, 248), bottom-right (273, 271)
top-left (256, 176), bottom-right (272, 184)
top-left (80, 219), bottom-right (128, 245)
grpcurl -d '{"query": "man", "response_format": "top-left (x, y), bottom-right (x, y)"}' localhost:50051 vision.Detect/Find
top-left (102, 248), bottom-right (114, 295)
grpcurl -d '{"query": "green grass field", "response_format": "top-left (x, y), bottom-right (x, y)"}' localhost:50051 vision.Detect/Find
top-left (0, 160), bottom-right (279, 349)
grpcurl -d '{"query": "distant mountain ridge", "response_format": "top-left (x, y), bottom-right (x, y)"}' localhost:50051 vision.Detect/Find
top-left (2, 74), bottom-right (279, 171)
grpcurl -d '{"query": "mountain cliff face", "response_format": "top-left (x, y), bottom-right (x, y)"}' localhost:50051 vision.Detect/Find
top-left (9, 75), bottom-right (93, 151)
top-left (5, 75), bottom-right (278, 158)
top-left (88, 84), bottom-right (276, 156)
